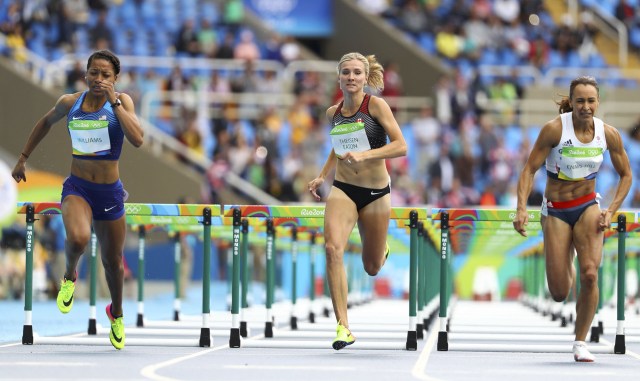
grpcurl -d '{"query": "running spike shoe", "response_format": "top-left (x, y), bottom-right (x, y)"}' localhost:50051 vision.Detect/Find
top-left (106, 303), bottom-right (125, 350)
top-left (332, 321), bottom-right (355, 350)
top-left (573, 341), bottom-right (595, 362)
top-left (56, 272), bottom-right (76, 314)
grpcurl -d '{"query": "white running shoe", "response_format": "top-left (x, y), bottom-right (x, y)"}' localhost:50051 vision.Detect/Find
top-left (573, 341), bottom-right (595, 362)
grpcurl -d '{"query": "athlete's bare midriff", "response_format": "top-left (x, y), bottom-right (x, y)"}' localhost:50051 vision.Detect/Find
top-left (544, 177), bottom-right (596, 202)
top-left (335, 158), bottom-right (389, 189)
top-left (70, 158), bottom-right (120, 184)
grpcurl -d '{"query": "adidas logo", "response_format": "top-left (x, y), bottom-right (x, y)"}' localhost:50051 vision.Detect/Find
top-left (561, 139), bottom-right (573, 147)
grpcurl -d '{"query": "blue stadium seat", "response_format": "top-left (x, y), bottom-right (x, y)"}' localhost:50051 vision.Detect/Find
top-left (588, 52), bottom-right (607, 68)
top-left (418, 32), bottom-right (436, 55)
top-left (566, 51), bottom-right (583, 68)
top-left (547, 50), bottom-right (565, 68)
top-left (630, 26), bottom-right (640, 49)
top-left (479, 48), bottom-right (500, 66)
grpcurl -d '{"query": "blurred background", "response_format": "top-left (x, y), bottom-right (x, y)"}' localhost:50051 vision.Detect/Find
top-left (2, 0), bottom-right (640, 304)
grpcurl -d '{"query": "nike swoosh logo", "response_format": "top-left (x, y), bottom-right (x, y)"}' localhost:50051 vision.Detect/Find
top-left (104, 205), bottom-right (117, 212)
top-left (63, 295), bottom-right (73, 307)
top-left (111, 327), bottom-right (123, 343)
top-left (371, 191), bottom-right (384, 196)
top-left (72, 116), bottom-right (81, 120)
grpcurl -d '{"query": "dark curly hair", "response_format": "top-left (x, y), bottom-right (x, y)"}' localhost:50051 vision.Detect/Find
top-left (87, 49), bottom-right (121, 75)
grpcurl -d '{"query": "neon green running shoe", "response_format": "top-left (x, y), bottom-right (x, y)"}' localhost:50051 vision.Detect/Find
top-left (106, 303), bottom-right (125, 350)
top-left (56, 273), bottom-right (76, 314)
top-left (332, 322), bottom-right (355, 350)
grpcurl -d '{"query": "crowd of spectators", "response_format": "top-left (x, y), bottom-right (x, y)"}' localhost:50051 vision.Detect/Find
top-left (2, 0), bottom-right (640, 213)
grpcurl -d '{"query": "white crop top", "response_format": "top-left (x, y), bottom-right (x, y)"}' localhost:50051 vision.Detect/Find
top-left (545, 112), bottom-right (607, 181)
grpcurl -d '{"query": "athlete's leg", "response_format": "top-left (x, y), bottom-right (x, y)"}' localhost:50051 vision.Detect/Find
top-left (542, 215), bottom-right (575, 302)
top-left (572, 204), bottom-right (604, 342)
top-left (357, 194), bottom-right (391, 276)
top-left (324, 186), bottom-right (358, 328)
top-left (94, 216), bottom-right (126, 317)
top-left (61, 195), bottom-right (93, 280)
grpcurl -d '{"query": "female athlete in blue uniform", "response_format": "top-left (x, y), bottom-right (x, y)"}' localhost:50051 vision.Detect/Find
top-left (12, 50), bottom-right (143, 350)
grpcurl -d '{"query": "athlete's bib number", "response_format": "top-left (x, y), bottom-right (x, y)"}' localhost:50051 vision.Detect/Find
top-left (69, 120), bottom-right (111, 156)
top-left (330, 122), bottom-right (371, 157)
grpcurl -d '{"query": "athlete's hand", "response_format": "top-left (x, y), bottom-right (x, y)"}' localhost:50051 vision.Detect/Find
top-left (11, 160), bottom-right (26, 183)
top-left (95, 79), bottom-right (118, 104)
top-left (512, 209), bottom-right (529, 237)
top-left (307, 177), bottom-right (324, 201)
top-left (340, 152), bottom-right (362, 165)
top-left (599, 209), bottom-right (612, 231)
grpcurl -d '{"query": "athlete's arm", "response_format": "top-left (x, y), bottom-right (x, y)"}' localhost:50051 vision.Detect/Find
top-left (349, 95), bottom-right (407, 164)
top-left (513, 118), bottom-right (560, 236)
top-left (307, 106), bottom-right (339, 201)
top-left (600, 124), bottom-right (632, 228)
top-left (113, 93), bottom-right (143, 147)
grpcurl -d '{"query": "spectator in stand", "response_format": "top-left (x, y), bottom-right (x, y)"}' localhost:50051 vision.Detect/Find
top-left (464, 6), bottom-right (491, 53)
top-left (174, 19), bottom-right (199, 57)
top-left (575, 11), bottom-right (599, 65)
top-left (59, 0), bottom-right (90, 49)
top-left (288, 98), bottom-right (314, 147)
top-left (280, 36), bottom-right (301, 64)
top-left (66, 60), bottom-right (87, 95)
top-left (257, 70), bottom-right (282, 93)
top-left (435, 21), bottom-right (463, 61)
top-left (398, 0), bottom-right (428, 39)
top-left (493, 0), bottom-right (520, 25)
top-left (208, 70), bottom-right (231, 95)
top-left (381, 61), bottom-right (403, 99)
top-left (263, 33), bottom-right (283, 62)
top-left (234, 29), bottom-right (261, 61)
top-left (222, 0), bottom-right (244, 35)
top-left (411, 103), bottom-right (441, 180)
top-left (552, 14), bottom-right (579, 56)
top-left (89, 9), bottom-right (113, 50)
top-left (198, 19), bottom-right (218, 58)
top-left (5, 23), bottom-right (27, 67)
top-left (215, 32), bottom-right (236, 60)
top-left (428, 143), bottom-right (455, 205)
top-left (615, 0), bottom-right (636, 32)
top-left (528, 33), bottom-right (550, 70)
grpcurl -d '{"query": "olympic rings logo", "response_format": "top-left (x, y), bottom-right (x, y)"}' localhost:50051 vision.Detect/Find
top-left (125, 204), bottom-right (142, 214)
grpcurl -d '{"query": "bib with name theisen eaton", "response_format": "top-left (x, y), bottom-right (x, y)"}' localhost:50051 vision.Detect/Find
top-left (329, 94), bottom-right (387, 157)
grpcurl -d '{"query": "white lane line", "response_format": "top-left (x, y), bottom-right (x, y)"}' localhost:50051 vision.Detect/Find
top-left (0, 362), bottom-right (94, 367)
top-left (411, 328), bottom-right (444, 381)
top-left (224, 365), bottom-right (355, 371)
top-left (140, 344), bottom-right (229, 381)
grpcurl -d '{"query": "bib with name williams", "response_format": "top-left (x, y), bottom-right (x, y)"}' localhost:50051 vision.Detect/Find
top-left (67, 91), bottom-right (124, 161)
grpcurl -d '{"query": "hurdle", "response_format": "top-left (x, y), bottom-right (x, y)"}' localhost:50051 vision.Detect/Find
top-left (224, 205), bottom-right (426, 350)
top-left (17, 202), bottom-right (219, 347)
top-left (432, 208), bottom-right (633, 355)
